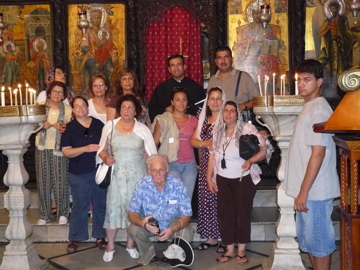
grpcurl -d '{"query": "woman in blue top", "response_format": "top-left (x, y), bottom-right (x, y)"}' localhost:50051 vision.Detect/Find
top-left (61, 96), bottom-right (107, 253)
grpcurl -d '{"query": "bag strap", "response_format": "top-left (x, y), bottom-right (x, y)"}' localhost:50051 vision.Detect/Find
top-left (109, 121), bottom-right (114, 156)
top-left (235, 71), bottom-right (242, 98)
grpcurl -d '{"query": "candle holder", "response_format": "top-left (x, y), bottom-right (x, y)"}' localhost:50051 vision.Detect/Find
top-left (259, 4), bottom-right (271, 29)
top-left (349, 0), bottom-right (360, 24)
top-left (0, 104), bottom-right (45, 117)
top-left (253, 96), bottom-right (269, 107)
top-left (77, 10), bottom-right (90, 40)
top-left (272, 95), bottom-right (304, 106)
top-left (0, 12), bottom-right (6, 43)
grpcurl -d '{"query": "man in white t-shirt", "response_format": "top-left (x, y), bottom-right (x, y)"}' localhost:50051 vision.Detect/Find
top-left (284, 59), bottom-right (340, 270)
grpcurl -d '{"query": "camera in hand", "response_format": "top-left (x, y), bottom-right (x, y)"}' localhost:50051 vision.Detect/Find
top-left (148, 217), bottom-right (159, 228)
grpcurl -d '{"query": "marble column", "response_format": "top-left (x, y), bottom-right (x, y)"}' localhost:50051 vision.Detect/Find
top-left (0, 106), bottom-right (48, 270)
top-left (253, 96), bottom-right (306, 270)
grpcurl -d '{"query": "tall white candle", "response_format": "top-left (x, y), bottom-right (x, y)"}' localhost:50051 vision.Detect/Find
top-left (32, 89), bottom-right (36, 105)
top-left (264, 76), bottom-right (270, 96)
top-left (14, 89), bottom-right (18, 106)
top-left (295, 73), bottom-right (299, 95)
top-left (257, 75), bottom-right (262, 96)
top-left (1, 86), bottom-right (5, 106)
top-left (263, 76), bottom-right (266, 96)
top-left (17, 84), bottom-right (22, 105)
top-left (272, 73), bottom-right (275, 95)
top-left (283, 74), bottom-right (286, 95)
top-left (29, 89), bottom-right (32, 105)
top-left (8, 87), bottom-right (12, 106)
top-left (25, 83), bottom-right (29, 105)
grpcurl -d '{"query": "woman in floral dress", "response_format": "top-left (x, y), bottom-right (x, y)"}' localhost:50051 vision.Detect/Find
top-left (190, 87), bottom-right (225, 250)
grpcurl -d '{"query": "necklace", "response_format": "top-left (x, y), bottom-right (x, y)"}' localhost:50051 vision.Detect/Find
top-left (122, 122), bottom-right (134, 134)
top-left (221, 136), bottom-right (232, 169)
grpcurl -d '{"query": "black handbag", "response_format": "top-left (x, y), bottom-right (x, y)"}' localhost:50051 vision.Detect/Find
top-left (96, 163), bottom-right (112, 189)
top-left (239, 134), bottom-right (260, 160)
top-left (95, 121), bottom-right (114, 189)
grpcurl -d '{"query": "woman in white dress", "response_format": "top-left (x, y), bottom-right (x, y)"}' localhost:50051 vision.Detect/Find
top-left (87, 72), bottom-right (110, 124)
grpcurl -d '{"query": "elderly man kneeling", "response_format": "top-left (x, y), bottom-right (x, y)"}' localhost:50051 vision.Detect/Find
top-left (127, 154), bottom-right (194, 266)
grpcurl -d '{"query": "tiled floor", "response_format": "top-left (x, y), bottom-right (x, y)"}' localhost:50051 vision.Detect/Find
top-left (0, 188), bottom-right (341, 269)
top-left (0, 240), bottom-right (340, 269)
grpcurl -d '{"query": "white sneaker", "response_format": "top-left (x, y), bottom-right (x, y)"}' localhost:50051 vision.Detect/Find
top-left (126, 248), bottom-right (139, 259)
top-left (37, 219), bottom-right (49, 226)
top-left (103, 250), bottom-right (115, 262)
top-left (58, 216), bottom-right (68, 225)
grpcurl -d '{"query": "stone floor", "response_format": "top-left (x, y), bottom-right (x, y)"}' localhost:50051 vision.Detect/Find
top-left (0, 187), bottom-right (341, 269)
top-left (0, 206), bottom-right (340, 270)
top-left (0, 240), bottom-right (341, 270)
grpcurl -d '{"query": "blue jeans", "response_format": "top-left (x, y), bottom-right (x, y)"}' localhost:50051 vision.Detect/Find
top-left (296, 199), bottom-right (336, 257)
top-left (68, 172), bottom-right (107, 241)
top-left (169, 161), bottom-right (198, 200)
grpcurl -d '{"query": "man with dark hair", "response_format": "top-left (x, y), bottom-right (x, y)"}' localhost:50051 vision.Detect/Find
top-left (148, 54), bottom-right (205, 122)
top-left (208, 45), bottom-right (258, 111)
top-left (284, 59), bottom-right (340, 270)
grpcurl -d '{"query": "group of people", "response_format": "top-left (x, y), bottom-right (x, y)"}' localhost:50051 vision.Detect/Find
top-left (33, 45), bottom-right (340, 270)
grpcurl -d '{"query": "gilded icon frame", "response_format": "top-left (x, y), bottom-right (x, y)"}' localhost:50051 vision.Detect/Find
top-left (67, 3), bottom-right (126, 97)
top-left (228, 0), bottom-right (289, 95)
top-left (0, 4), bottom-right (53, 92)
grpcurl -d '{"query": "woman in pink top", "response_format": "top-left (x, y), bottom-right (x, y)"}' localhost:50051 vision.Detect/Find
top-left (152, 87), bottom-right (198, 200)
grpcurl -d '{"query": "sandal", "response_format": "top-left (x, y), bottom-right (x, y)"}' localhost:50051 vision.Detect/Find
top-left (216, 254), bottom-right (235, 263)
top-left (216, 243), bottom-right (227, 253)
top-left (66, 241), bottom-right (78, 253)
top-left (236, 255), bottom-right (249, 264)
top-left (197, 242), bottom-right (217, 250)
top-left (96, 238), bottom-right (107, 250)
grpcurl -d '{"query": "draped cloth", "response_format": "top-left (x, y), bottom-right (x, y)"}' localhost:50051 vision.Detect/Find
top-left (37, 100), bottom-right (65, 156)
top-left (144, 7), bottom-right (203, 102)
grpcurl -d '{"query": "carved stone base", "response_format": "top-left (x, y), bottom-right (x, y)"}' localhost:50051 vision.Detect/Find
top-left (262, 243), bottom-right (305, 270)
top-left (0, 186), bottom-right (47, 270)
top-left (0, 239), bottom-right (48, 270)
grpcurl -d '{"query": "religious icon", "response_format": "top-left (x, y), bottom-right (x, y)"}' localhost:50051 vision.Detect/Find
top-left (0, 41), bottom-right (20, 88)
top-left (28, 38), bottom-right (51, 91)
top-left (319, 0), bottom-right (358, 77)
top-left (231, 0), bottom-right (287, 82)
top-left (308, 0), bottom-right (360, 98)
top-left (68, 3), bottom-right (126, 97)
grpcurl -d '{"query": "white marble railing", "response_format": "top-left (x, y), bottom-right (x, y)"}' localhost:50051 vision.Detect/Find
top-left (254, 96), bottom-right (306, 270)
top-left (0, 105), bottom-right (48, 270)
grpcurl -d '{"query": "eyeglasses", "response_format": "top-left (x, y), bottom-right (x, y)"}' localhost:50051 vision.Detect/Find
top-left (224, 109), bottom-right (237, 114)
top-left (84, 128), bottom-right (92, 137)
top-left (149, 168), bottom-right (167, 174)
top-left (74, 104), bottom-right (87, 109)
top-left (51, 90), bottom-right (64, 96)
top-left (93, 83), bottom-right (105, 88)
